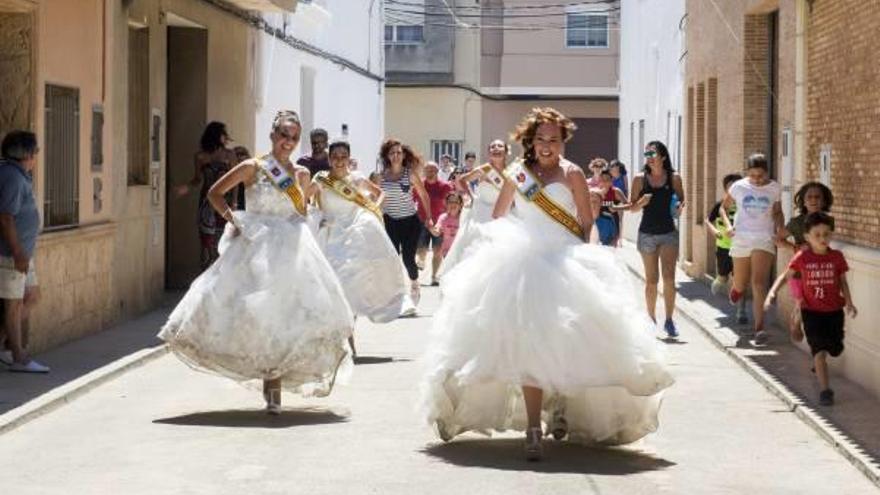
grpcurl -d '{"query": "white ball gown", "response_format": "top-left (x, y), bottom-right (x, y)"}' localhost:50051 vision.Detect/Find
top-left (314, 172), bottom-right (407, 322)
top-left (159, 157), bottom-right (354, 397)
top-left (422, 170), bottom-right (674, 445)
top-left (439, 164), bottom-right (506, 276)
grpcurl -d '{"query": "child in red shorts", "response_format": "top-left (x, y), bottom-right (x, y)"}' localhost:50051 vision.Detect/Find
top-left (766, 212), bottom-right (857, 406)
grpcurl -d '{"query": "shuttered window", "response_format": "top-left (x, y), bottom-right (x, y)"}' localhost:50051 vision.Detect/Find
top-left (44, 84), bottom-right (80, 229)
top-left (128, 26), bottom-right (150, 185)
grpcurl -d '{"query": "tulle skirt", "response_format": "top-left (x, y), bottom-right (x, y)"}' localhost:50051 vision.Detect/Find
top-left (317, 211), bottom-right (407, 323)
top-left (421, 216), bottom-right (674, 444)
top-left (159, 212), bottom-right (354, 397)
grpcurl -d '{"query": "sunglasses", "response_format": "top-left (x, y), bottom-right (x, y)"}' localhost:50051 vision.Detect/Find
top-left (643, 150), bottom-right (657, 158)
top-left (277, 130), bottom-right (299, 141)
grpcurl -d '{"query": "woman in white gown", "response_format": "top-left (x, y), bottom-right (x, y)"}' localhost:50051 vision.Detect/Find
top-left (439, 139), bottom-right (509, 276)
top-left (307, 140), bottom-right (407, 355)
top-left (159, 111), bottom-right (354, 414)
top-left (421, 107), bottom-right (674, 461)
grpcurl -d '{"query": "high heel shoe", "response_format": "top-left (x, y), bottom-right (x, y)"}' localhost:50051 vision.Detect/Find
top-left (265, 388), bottom-right (281, 415)
top-left (524, 427), bottom-right (543, 462)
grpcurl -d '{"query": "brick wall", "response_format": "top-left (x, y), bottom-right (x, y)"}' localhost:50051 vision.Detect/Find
top-left (743, 14), bottom-right (771, 160)
top-left (807, 0), bottom-right (880, 248)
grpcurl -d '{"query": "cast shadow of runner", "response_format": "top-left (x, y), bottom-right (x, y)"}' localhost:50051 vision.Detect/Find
top-left (422, 438), bottom-right (675, 474)
top-left (153, 407), bottom-right (349, 429)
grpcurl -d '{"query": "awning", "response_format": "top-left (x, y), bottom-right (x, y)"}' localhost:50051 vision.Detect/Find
top-left (224, 0), bottom-right (298, 12)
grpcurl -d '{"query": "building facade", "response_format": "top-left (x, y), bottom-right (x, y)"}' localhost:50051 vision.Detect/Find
top-left (616, 0), bottom-right (686, 242)
top-left (681, 0), bottom-right (880, 399)
top-left (384, 0), bottom-right (620, 168)
top-left (0, 0), bottom-right (384, 353)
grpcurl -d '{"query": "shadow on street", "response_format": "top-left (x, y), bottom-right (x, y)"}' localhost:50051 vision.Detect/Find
top-left (421, 438), bottom-right (675, 474)
top-left (152, 406), bottom-right (349, 429)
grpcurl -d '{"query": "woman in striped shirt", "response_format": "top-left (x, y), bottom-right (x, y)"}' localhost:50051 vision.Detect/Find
top-left (379, 139), bottom-right (432, 310)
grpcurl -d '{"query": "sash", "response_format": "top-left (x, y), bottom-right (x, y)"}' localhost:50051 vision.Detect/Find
top-left (503, 159), bottom-right (585, 240)
top-left (257, 154), bottom-right (306, 216)
top-left (480, 164), bottom-right (505, 191)
top-left (315, 171), bottom-right (384, 223)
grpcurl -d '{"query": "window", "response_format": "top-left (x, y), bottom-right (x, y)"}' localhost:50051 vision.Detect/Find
top-left (44, 84), bottom-right (80, 229)
top-left (385, 25), bottom-right (424, 45)
top-left (430, 140), bottom-right (462, 166)
top-left (128, 26), bottom-right (150, 185)
top-left (566, 13), bottom-right (609, 48)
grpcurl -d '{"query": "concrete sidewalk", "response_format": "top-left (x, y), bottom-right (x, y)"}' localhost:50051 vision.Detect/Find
top-left (0, 295), bottom-right (178, 434)
top-left (617, 241), bottom-right (880, 485)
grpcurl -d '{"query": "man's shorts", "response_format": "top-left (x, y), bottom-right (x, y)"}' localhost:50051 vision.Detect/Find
top-left (418, 225), bottom-right (442, 250)
top-left (0, 256), bottom-right (37, 300)
top-left (716, 247), bottom-right (733, 277)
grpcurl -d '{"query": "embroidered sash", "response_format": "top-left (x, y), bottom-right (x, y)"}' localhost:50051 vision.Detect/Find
top-left (258, 154), bottom-right (306, 216)
top-left (480, 164), bottom-right (505, 191)
top-left (503, 159), bottom-right (585, 240)
top-left (315, 171), bottom-right (384, 223)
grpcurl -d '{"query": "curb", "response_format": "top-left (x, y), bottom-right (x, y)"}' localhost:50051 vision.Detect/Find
top-left (0, 345), bottom-right (168, 436)
top-left (623, 261), bottom-right (880, 489)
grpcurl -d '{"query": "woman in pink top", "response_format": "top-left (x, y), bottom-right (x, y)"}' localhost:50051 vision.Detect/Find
top-left (431, 192), bottom-right (463, 269)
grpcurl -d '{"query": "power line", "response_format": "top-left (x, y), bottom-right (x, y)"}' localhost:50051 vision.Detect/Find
top-left (384, 6), bottom-right (620, 20)
top-left (385, 0), bottom-right (619, 11)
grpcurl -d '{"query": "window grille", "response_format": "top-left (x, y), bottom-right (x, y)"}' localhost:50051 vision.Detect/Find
top-left (44, 84), bottom-right (80, 229)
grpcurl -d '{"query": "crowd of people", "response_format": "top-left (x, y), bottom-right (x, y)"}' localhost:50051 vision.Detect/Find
top-left (0, 104), bottom-right (857, 460)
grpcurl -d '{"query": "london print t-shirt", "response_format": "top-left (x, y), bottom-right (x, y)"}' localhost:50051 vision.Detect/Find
top-left (729, 178), bottom-right (780, 238)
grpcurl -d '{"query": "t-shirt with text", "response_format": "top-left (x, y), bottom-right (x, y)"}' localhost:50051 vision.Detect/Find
top-left (788, 248), bottom-right (849, 312)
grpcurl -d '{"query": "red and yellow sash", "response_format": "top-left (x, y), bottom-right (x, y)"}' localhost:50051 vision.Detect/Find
top-left (315, 171), bottom-right (384, 223)
top-left (258, 154), bottom-right (306, 216)
top-left (503, 159), bottom-right (585, 240)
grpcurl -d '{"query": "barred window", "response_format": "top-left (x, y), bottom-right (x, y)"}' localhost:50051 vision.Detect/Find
top-left (430, 140), bottom-right (462, 166)
top-left (128, 26), bottom-right (150, 185)
top-left (44, 84), bottom-right (80, 229)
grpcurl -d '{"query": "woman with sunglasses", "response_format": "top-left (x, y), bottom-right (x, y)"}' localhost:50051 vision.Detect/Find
top-left (160, 111), bottom-right (354, 415)
top-left (629, 141), bottom-right (685, 338)
top-left (307, 140), bottom-right (407, 356)
top-left (440, 138), bottom-right (511, 275)
top-left (379, 139), bottom-right (432, 314)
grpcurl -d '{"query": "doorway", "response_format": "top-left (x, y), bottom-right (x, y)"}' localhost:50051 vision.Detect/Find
top-left (165, 17), bottom-right (207, 289)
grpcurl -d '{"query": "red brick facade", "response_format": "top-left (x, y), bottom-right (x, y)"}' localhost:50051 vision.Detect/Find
top-left (806, 0), bottom-right (880, 248)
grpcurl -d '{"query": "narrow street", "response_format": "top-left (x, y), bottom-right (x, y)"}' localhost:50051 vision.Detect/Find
top-left (0, 276), bottom-right (874, 494)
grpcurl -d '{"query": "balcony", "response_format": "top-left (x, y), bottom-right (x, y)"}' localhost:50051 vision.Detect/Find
top-left (224, 0), bottom-right (298, 12)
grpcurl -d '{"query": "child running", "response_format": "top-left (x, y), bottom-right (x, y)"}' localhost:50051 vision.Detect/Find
top-left (772, 182), bottom-right (835, 336)
top-left (765, 212), bottom-right (857, 406)
top-left (706, 173), bottom-right (747, 323)
top-left (595, 169), bottom-right (628, 247)
top-left (430, 192), bottom-right (464, 276)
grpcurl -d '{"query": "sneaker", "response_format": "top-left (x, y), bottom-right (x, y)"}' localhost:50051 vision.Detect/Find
top-left (729, 288), bottom-right (743, 305)
top-left (663, 319), bottom-right (679, 338)
top-left (8, 360), bottom-right (50, 373)
top-left (0, 350), bottom-right (13, 366)
top-left (710, 277), bottom-right (726, 296)
top-left (410, 282), bottom-right (421, 307)
top-left (736, 303), bottom-right (748, 325)
top-left (430, 279), bottom-right (440, 287)
top-left (753, 330), bottom-right (769, 346)
top-left (524, 427), bottom-right (543, 462)
top-left (400, 295), bottom-right (417, 317)
top-left (819, 389), bottom-right (834, 406)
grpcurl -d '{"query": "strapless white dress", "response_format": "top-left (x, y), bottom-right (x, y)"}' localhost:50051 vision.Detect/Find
top-left (439, 174), bottom-right (504, 276)
top-left (421, 182), bottom-right (674, 444)
top-left (159, 161), bottom-right (354, 397)
top-left (315, 176), bottom-right (407, 323)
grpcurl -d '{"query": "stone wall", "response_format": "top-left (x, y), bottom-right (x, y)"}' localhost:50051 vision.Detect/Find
top-left (0, 12), bottom-right (32, 134)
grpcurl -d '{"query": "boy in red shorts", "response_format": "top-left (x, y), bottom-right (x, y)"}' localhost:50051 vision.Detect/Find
top-left (766, 212), bottom-right (857, 406)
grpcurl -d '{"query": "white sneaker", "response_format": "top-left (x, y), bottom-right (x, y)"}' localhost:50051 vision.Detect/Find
top-left (8, 360), bottom-right (50, 373)
top-left (0, 350), bottom-right (13, 366)
top-left (710, 277), bottom-right (726, 296)
top-left (400, 295), bottom-right (418, 317)
top-left (410, 282), bottom-right (421, 307)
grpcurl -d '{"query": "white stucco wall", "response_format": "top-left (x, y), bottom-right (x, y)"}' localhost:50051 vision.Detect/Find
top-left (617, 0), bottom-right (686, 242)
top-left (254, 2), bottom-right (385, 171)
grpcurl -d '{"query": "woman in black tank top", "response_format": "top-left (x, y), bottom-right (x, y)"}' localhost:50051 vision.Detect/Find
top-left (629, 141), bottom-right (685, 338)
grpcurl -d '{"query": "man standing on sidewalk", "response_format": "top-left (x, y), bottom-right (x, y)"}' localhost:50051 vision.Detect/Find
top-left (0, 130), bottom-right (49, 373)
